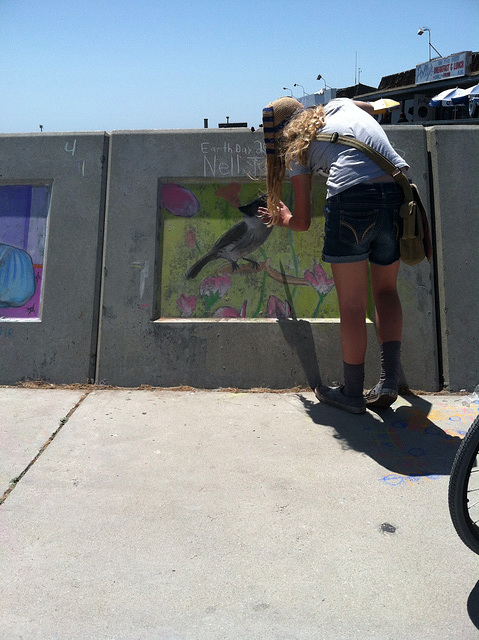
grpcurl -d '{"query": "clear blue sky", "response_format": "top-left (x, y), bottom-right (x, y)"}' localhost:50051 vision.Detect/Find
top-left (1, 0), bottom-right (477, 133)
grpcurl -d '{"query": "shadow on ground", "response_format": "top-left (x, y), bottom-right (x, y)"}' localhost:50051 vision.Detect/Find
top-left (298, 392), bottom-right (463, 477)
top-left (468, 581), bottom-right (479, 630)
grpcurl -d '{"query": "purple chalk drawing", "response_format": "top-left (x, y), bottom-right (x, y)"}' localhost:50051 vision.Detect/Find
top-left (161, 184), bottom-right (200, 218)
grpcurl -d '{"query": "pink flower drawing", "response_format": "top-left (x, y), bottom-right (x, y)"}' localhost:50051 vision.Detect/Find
top-left (213, 300), bottom-right (247, 318)
top-left (266, 295), bottom-right (291, 319)
top-left (200, 274), bottom-right (231, 312)
top-left (304, 262), bottom-right (335, 317)
top-left (304, 262), bottom-right (335, 295)
top-left (177, 294), bottom-right (197, 318)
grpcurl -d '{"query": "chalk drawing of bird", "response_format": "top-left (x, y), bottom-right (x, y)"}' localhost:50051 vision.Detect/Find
top-left (185, 195), bottom-right (273, 279)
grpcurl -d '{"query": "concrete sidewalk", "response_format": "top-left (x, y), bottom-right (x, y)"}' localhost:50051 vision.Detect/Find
top-left (1, 386), bottom-right (479, 639)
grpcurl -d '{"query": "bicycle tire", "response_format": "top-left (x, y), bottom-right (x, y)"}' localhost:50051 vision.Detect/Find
top-left (448, 414), bottom-right (479, 554)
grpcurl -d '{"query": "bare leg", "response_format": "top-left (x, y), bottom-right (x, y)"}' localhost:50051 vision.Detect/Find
top-left (370, 260), bottom-right (402, 343)
top-left (331, 261), bottom-right (369, 365)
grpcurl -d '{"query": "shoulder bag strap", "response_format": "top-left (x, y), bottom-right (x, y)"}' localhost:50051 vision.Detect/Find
top-left (314, 132), bottom-right (413, 200)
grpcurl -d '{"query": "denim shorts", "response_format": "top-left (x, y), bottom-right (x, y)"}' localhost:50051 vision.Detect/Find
top-left (322, 182), bottom-right (404, 265)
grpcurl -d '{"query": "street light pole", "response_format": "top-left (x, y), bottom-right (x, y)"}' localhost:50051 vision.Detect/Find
top-left (316, 74), bottom-right (329, 89)
top-left (283, 86), bottom-right (293, 97)
top-left (417, 27), bottom-right (442, 61)
top-left (294, 83), bottom-right (306, 96)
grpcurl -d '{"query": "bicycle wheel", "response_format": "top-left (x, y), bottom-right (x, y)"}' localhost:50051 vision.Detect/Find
top-left (448, 414), bottom-right (479, 554)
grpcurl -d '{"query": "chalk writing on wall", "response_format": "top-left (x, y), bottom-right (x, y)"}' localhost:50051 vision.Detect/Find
top-left (0, 185), bottom-right (51, 320)
top-left (201, 141), bottom-right (266, 179)
top-left (65, 140), bottom-right (76, 156)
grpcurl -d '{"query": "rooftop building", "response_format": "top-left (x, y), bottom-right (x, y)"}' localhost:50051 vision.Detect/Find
top-left (300, 51), bottom-right (479, 124)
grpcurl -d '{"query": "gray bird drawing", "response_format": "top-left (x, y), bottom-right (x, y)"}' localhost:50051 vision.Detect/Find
top-left (185, 195), bottom-right (272, 279)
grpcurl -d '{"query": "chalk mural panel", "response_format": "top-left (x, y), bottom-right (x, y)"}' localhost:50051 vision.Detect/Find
top-left (157, 180), bottom-right (341, 319)
top-left (0, 184), bottom-right (51, 320)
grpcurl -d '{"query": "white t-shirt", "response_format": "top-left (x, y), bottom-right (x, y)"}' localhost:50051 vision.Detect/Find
top-left (288, 98), bottom-right (409, 197)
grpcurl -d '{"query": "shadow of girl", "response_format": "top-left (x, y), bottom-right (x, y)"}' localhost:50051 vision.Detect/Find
top-left (298, 393), bottom-right (463, 478)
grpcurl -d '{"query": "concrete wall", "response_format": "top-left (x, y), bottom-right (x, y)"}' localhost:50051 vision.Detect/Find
top-left (385, 126), bottom-right (439, 391)
top-left (427, 126), bottom-right (479, 391)
top-left (0, 133), bottom-right (109, 384)
top-left (1, 125), bottom-right (476, 391)
top-left (96, 126), bottom-right (438, 390)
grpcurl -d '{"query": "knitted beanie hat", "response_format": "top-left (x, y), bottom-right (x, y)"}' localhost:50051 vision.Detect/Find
top-left (262, 96), bottom-right (303, 156)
